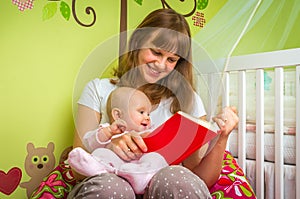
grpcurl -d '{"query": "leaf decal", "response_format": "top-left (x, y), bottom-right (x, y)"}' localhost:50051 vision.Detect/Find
top-left (197, 0), bottom-right (209, 10)
top-left (42, 2), bottom-right (57, 21)
top-left (60, 1), bottom-right (71, 21)
top-left (134, 0), bottom-right (143, 6)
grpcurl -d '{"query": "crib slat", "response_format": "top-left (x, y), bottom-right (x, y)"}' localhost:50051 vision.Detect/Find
top-left (207, 73), bottom-right (223, 120)
top-left (296, 66), bottom-right (300, 199)
top-left (274, 68), bottom-right (284, 199)
top-left (222, 72), bottom-right (230, 107)
top-left (207, 74), bottom-right (214, 120)
top-left (222, 72), bottom-right (231, 152)
top-left (238, 71), bottom-right (246, 172)
top-left (256, 69), bottom-right (264, 199)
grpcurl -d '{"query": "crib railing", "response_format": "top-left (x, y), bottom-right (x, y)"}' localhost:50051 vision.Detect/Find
top-left (202, 48), bottom-right (300, 199)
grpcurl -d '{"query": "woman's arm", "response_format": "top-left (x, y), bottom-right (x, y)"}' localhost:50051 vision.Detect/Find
top-left (192, 133), bottom-right (229, 187)
top-left (186, 107), bottom-right (238, 188)
top-left (72, 104), bottom-right (101, 180)
top-left (73, 104), bottom-right (101, 149)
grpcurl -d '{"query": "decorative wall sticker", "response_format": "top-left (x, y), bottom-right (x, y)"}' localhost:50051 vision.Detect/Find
top-left (43, 0), bottom-right (71, 21)
top-left (20, 142), bottom-right (56, 198)
top-left (71, 0), bottom-right (96, 27)
top-left (161, 0), bottom-right (197, 17)
top-left (41, 0), bottom-right (203, 28)
top-left (197, 0), bottom-right (208, 10)
top-left (0, 167), bottom-right (22, 195)
top-left (134, 0), bottom-right (143, 6)
top-left (60, 1), bottom-right (71, 20)
top-left (43, 0), bottom-right (96, 27)
top-left (12, 0), bottom-right (34, 11)
top-left (192, 11), bottom-right (206, 28)
top-left (161, 0), bottom-right (208, 28)
top-left (28, 148), bottom-right (76, 198)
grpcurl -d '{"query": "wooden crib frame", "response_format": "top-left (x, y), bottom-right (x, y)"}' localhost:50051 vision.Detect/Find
top-left (203, 48), bottom-right (300, 199)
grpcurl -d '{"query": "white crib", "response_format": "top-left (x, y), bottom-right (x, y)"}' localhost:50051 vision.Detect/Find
top-left (196, 48), bottom-right (300, 199)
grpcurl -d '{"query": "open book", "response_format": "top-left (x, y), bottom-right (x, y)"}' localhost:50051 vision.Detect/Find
top-left (142, 111), bottom-right (220, 165)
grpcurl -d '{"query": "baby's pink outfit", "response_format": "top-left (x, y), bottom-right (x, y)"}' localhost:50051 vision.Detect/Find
top-left (68, 147), bottom-right (167, 194)
top-left (68, 124), bottom-right (168, 194)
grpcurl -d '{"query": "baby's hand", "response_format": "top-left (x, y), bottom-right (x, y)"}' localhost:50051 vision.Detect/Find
top-left (110, 119), bottom-right (127, 135)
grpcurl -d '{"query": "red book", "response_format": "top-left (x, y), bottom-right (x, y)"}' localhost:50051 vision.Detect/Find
top-left (143, 111), bottom-right (219, 165)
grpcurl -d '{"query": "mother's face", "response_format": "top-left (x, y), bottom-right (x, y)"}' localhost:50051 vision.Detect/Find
top-left (137, 47), bottom-right (180, 83)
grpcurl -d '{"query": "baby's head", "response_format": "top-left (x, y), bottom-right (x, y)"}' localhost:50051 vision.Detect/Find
top-left (107, 87), bottom-right (152, 132)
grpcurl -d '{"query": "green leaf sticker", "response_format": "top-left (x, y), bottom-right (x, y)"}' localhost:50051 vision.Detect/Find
top-left (60, 1), bottom-right (71, 21)
top-left (197, 0), bottom-right (208, 10)
top-left (42, 2), bottom-right (58, 21)
top-left (134, 0), bottom-right (143, 6)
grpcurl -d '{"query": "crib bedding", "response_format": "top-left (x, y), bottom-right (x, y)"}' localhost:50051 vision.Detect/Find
top-left (244, 123), bottom-right (296, 135)
top-left (245, 159), bottom-right (296, 199)
top-left (229, 129), bottom-right (296, 165)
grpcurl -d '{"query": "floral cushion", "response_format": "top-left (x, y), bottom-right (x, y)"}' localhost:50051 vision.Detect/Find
top-left (209, 151), bottom-right (256, 198)
top-left (31, 151), bottom-right (256, 199)
top-left (30, 163), bottom-right (76, 199)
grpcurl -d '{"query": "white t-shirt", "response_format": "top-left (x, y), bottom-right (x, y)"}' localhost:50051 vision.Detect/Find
top-left (78, 78), bottom-right (206, 127)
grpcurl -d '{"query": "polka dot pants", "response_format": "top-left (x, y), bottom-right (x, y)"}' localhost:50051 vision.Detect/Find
top-left (144, 165), bottom-right (212, 199)
top-left (67, 173), bottom-right (135, 199)
top-left (67, 165), bottom-right (211, 199)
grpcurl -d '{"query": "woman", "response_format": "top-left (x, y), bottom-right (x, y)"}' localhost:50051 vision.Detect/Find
top-left (69, 8), bottom-right (238, 199)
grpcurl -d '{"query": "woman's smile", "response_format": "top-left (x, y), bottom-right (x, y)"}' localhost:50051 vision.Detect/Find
top-left (147, 63), bottom-right (163, 76)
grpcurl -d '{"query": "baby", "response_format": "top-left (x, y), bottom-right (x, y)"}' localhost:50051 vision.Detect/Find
top-left (68, 87), bottom-right (168, 194)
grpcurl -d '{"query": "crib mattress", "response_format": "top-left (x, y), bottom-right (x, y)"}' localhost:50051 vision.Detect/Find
top-left (228, 130), bottom-right (296, 165)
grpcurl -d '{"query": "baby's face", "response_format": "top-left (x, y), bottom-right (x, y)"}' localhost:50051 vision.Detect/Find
top-left (123, 91), bottom-right (152, 132)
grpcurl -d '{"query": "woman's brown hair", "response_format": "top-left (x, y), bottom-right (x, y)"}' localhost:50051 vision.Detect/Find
top-left (112, 8), bottom-right (195, 114)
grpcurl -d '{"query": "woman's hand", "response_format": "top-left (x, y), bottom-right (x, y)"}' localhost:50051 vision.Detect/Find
top-left (191, 106), bottom-right (238, 187)
top-left (108, 119), bottom-right (127, 136)
top-left (213, 106), bottom-right (238, 137)
top-left (106, 131), bottom-right (148, 161)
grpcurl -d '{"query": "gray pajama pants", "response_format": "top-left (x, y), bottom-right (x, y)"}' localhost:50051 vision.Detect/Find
top-left (67, 165), bottom-right (212, 199)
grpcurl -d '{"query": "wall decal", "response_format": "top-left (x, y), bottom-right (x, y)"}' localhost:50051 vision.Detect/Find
top-left (134, 0), bottom-right (143, 5)
top-left (40, 0), bottom-right (208, 28)
top-left (43, 0), bottom-right (71, 21)
top-left (43, 0), bottom-right (96, 27)
top-left (71, 0), bottom-right (96, 27)
top-left (0, 167), bottom-right (22, 195)
top-left (161, 0), bottom-right (197, 17)
top-left (20, 142), bottom-right (56, 198)
top-left (12, 0), bottom-right (34, 11)
top-left (197, 0), bottom-right (208, 10)
top-left (192, 11), bottom-right (206, 28)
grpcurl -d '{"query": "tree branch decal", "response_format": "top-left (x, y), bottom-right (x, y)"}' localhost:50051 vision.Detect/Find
top-left (161, 0), bottom-right (197, 17)
top-left (72, 0), bottom-right (96, 27)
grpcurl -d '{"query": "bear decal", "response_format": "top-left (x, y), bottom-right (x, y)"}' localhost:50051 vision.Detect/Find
top-left (20, 142), bottom-right (55, 198)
